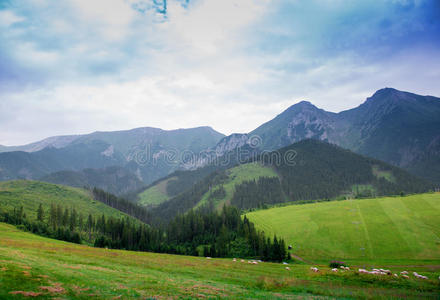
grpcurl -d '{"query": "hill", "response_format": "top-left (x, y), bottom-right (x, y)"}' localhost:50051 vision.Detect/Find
top-left (246, 193), bottom-right (440, 262)
top-left (1, 222), bottom-right (439, 299)
top-left (132, 143), bottom-right (260, 206)
top-left (137, 162), bottom-right (276, 208)
top-left (0, 180), bottom-right (132, 221)
top-left (148, 139), bottom-right (431, 219)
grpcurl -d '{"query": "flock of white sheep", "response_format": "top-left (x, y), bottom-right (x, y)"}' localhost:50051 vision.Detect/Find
top-left (311, 265), bottom-right (435, 280)
top-left (219, 257), bottom-right (437, 280)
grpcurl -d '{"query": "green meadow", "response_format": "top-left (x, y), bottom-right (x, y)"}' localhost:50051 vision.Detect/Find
top-left (196, 162), bottom-right (279, 209)
top-left (0, 180), bottom-right (132, 220)
top-left (246, 193), bottom-right (440, 265)
top-left (1, 222), bottom-right (439, 299)
top-left (137, 177), bottom-right (174, 207)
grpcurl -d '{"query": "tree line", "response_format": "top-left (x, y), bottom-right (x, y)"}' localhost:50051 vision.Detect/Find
top-left (0, 203), bottom-right (288, 262)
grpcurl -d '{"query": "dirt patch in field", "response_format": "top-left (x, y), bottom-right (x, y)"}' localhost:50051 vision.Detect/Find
top-left (72, 285), bottom-right (90, 293)
top-left (181, 284), bottom-right (229, 298)
top-left (22, 270), bottom-right (31, 276)
top-left (39, 282), bottom-right (65, 294)
top-left (0, 267), bottom-right (7, 271)
top-left (63, 264), bottom-right (82, 269)
top-left (88, 265), bottom-right (115, 272)
top-left (9, 291), bottom-right (42, 297)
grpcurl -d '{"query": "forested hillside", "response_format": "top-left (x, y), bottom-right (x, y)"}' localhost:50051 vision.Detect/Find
top-left (269, 139), bottom-right (431, 201)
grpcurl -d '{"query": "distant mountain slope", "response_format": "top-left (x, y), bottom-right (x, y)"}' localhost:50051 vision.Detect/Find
top-left (0, 140), bottom-right (125, 181)
top-left (0, 126), bottom-right (224, 155)
top-left (337, 88), bottom-right (440, 168)
top-left (204, 88), bottom-right (440, 184)
top-left (0, 180), bottom-right (134, 221)
top-left (0, 126), bottom-right (225, 191)
top-left (0, 135), bottom-right (81, 153)
top-left (40, 166), bottom-right (144, 196)
top-left (250, 101), bottom-right (339, 150)
top-left (149, 139), bottom-right (432, 220)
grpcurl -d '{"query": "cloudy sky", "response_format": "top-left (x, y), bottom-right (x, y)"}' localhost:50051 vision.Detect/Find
top-left (1, 0), bottom-right (440, 145)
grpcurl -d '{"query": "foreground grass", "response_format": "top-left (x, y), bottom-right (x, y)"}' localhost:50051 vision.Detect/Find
top-left (1, 223), bottom-right (439, 299)
top-left (246, 193), bottom-right (440, 263)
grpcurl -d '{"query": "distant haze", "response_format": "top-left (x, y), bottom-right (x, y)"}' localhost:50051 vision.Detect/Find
top-left (1, 0), bottom-right (440, 145)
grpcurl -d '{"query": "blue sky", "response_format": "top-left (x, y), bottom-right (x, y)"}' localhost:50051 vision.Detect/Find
top-left (1, 0), bottom-right (439, 145)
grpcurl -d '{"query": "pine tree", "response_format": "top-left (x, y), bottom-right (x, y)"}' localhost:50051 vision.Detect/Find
top-left (49, 203), bottom-right (57, 229)
top-left (62, 208), bottom-right (69, 227)
top-left (78, 213), bottom-right (84, 230)
top-left (69, 208), bottom-right (77, 231)
top-left (37, 203), bottom-right (44, 222)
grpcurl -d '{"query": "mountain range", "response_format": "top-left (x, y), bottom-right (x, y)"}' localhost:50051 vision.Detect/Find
top-left (0, 87), bottom-right (439, 195)
top-left (202, 88), bottom-right (440, 184)
top-left (0, 127), bottom-right (224, 193)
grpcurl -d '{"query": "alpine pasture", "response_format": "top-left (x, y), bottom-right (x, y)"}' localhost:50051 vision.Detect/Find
top-left (246, 193), bottom-right (440, 265)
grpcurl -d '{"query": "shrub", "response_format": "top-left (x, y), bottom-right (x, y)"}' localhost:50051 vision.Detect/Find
top-left (329, 260), bottom-right (347, 268)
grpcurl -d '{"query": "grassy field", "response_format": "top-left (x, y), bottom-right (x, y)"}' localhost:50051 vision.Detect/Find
top-left (0, 180), bottom-right (132, 220)
top-left (137, 177), bottom-right (176, 207)
top-left (246, 193), bottom-right (440, 265)
top-left (196, 162), bottom-right (280, 210)
top-left (1, 222), bottom-right (439, 299)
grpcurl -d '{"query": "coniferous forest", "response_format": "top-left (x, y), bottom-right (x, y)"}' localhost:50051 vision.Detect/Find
top-left (0, 202), bottom-right (288, 262)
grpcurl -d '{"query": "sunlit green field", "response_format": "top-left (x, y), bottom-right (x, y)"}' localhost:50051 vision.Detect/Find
top-left (1, 223), bottom-right (439, 299)
top-left (246, 193), bottom-right (440, 265)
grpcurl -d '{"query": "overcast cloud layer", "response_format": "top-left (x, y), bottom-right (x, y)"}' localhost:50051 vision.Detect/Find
top-left (1, 0), bottom-right (440, 145)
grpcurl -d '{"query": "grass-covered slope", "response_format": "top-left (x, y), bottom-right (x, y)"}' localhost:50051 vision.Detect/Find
top-left (0, 180), bottom-right (131, 220)
top-left (246, 193), bottom-right (440, 262)
top-left (1, 223), bottom-right (439, 299)
top-left (195, 162), bottom-right (279, 209)
top-left (137, 176), bottom-right (176, 207)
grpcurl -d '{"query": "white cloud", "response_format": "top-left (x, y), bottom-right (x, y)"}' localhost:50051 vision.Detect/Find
top-left (67, 0), bottom-right (138, 41)
top-left (0, 10), bottom-right (24, 27)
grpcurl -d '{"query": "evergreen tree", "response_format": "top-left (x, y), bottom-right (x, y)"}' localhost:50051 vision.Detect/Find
top-left (37, 203), bottom-right (44, 222)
